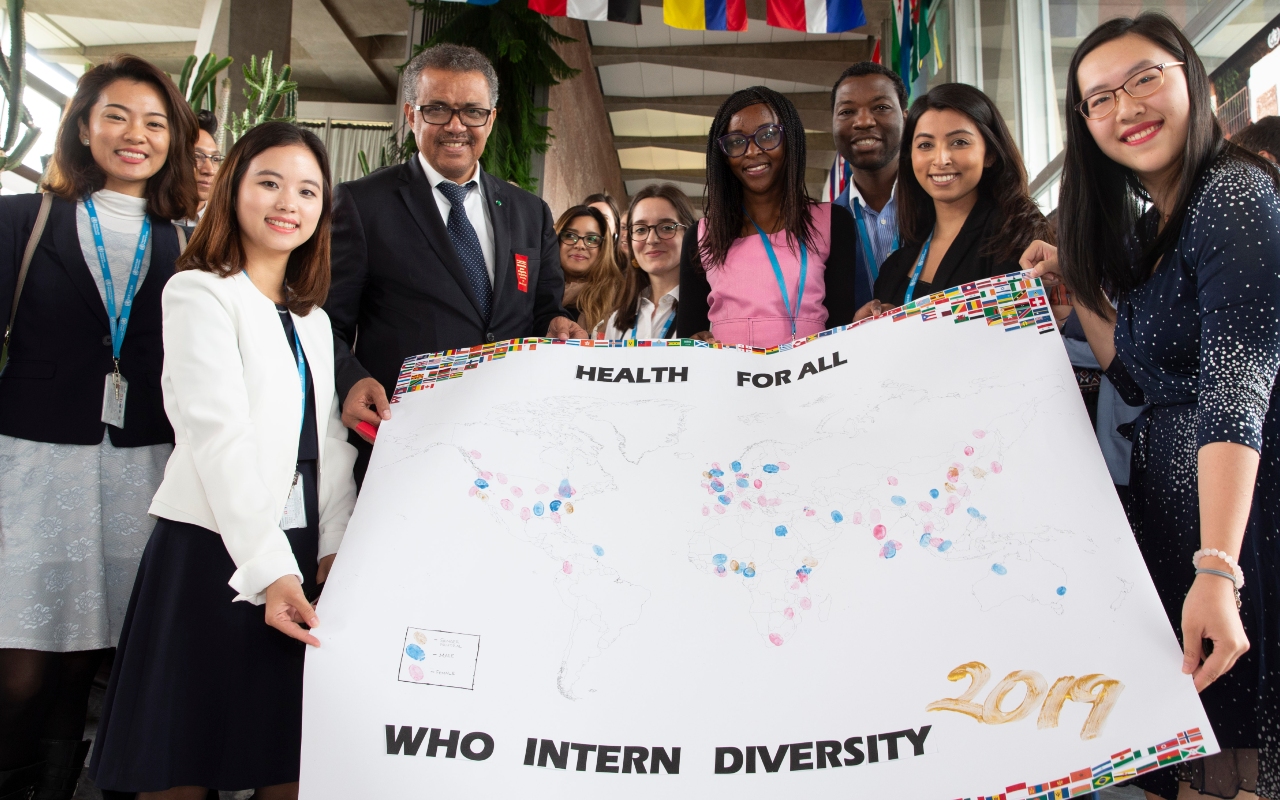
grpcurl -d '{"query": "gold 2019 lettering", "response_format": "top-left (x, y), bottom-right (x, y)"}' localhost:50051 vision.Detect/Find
top-left (925, 662), bottom-right (1123, 740)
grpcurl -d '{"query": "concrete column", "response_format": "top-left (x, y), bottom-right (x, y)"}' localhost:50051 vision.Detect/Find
top-left (198, 0), bottom-right (293, 115)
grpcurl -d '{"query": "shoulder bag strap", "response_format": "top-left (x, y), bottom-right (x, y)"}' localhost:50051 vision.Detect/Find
top-left (2, 191), bottom-right (54, 363)
top-left (173, 221), bottom-right (187, 253)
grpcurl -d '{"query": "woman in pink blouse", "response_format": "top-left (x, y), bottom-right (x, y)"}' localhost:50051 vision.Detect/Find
top-left (676, 86), bottom-right (862, 347)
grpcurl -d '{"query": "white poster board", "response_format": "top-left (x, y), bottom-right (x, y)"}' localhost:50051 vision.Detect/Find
top-left (301, 274), bottom-right (1214, 799)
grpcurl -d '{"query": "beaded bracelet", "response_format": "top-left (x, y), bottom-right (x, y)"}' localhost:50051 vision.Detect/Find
top-left (1191, 548), bottom-right (1244, 589)
top-left (1195, 568), bottom-right (1243, 609)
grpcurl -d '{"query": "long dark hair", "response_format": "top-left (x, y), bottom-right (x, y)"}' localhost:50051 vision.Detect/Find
top-left (612, 183), bottom-right (696, 333)
top-left (177, 122), bottom-right (333, 315)
top-left (1059, 13), bottom-right (1277, 315)
top-left (897, 83), bottom-right (1050, 261)
top-left (554, 205), bottom-right (621, 333)
top-left (700, 87), bottom-right (814, 269)
top-left (45, 54), bottom-right (198, 221)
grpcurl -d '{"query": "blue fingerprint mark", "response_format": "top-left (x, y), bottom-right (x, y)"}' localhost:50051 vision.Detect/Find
top-left (891, 495), bottom-right (906, 506)
top-left (712, 554), bottom-right (728, 566)
top-left (884, 547), bottom-right (897, 559)
top-left (798, 565), bottom-right (812, 574)
top-left (919, 533), bottom-right (932, 547)
top-left (731, 460), bottom-right (742, 472)
top-left (558, 479), bottom-right (574, 498)
top-left (929, 488), bottom-right (939, 499)
top-left (405, 644), bottom-right (426, 661)
top-left (709, 468), bottom-right (724, 477)
top-left (474, 478), bottom-right (489, 489)
top-left (1056, 586), bottom-right (1067, 596)
top-left (736, 478), bottom-right (749, 488)
top-left (938, 540), bottom-right (953, 552)
top-left (831, 510), bottom-right (844, 523)
top-left (710, 479), bottom-right (724, 492)
top-left (742, 567), bottom-right (757, 578)
top-left (549, 500), bottom-right (562, 512)
top-left (775, 525), bottom-right (788, 537)
top-left (533, 501), bottom-right (545, 516)
top-left (715, 565), bottom-right (726, 574)
top-left (592, 545), bottom-right (604, 556)
top-left (763, 464), bottom-right (780, 473)
top-left (718, 495), bottom-right (731, 505)
top-left (991, 563), bottom-right (1008, 575)
top-left (967, 507), bottom-right (982, 518)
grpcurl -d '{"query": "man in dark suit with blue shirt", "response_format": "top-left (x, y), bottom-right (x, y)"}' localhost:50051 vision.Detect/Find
top-left (326, 44), bottom-right (587, 481)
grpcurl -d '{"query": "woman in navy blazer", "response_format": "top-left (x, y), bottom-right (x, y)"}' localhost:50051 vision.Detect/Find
top-left (0, 56), bottom-right (196, 800)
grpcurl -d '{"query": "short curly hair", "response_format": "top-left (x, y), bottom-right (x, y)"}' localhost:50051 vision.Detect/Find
top-left (401, 43), bottom-right (499, 108)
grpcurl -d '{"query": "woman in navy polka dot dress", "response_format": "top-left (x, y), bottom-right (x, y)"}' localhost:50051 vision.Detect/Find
top-left (1022, 14), bottom-right (1280, 800)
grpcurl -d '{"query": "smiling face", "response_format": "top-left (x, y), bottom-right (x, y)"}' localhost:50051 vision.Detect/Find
top-left (236, 144), bottom-right (325, 263)
top-left (407, 68), bottom-right (496, 183)
top-left (78, 79), bottom-right (171, 196)
top-left (1076, 33), bottom-right (1190, 193)
top-left (629, 197), bottom-right (684, 280)
top-left (832, 74), bottom-right (906, 172)
top-left (559, 215), bottom-right (603, 280)
top-left (724, 103), bottom-right (785, 197)
top-left (194, 129), bottom-right (220, 203)
top-left (911, 108), bottom-right (992, 204)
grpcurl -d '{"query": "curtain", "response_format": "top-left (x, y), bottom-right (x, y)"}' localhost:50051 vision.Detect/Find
top-left (298, 121), bottom-right (395, 185)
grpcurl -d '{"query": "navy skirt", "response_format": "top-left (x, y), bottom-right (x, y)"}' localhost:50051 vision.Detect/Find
top-left (89, 460), bottom-right (319, 792)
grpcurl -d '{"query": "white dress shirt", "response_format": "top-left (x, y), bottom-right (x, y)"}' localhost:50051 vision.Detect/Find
top-left (419, 153), bottom-right (496, 284)
top-left (602, 285), bottom-right (680, 340)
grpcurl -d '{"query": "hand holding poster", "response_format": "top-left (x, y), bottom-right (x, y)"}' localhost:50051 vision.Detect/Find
top-left (300, 274), bottom-right (1213, 799)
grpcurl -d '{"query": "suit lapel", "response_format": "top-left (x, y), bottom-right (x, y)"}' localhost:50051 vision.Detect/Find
top-left (51, 199), bottom-right (111, 331)
top-left (483, 171), bottom-right (511, 305)
top-left (397, 158), bottom-right (486, 322)
top-left (929, 196), bottom-right (994, 294)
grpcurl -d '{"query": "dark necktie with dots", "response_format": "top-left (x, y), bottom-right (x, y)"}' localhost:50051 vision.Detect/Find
top-left (435, 180), bottom-right (493, 321)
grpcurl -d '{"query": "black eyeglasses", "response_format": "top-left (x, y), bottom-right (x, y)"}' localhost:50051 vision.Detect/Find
top-left (193, 152), bottom-right (224, 165)
top-left (559, 231), bottom-right (603, 248)
top-left (629, 222), bottom-right (687, 241)
top-left (415, 104), bottom-right (493, 127)
top-left (717, 123), bottom-right (784, 158)
top-left (1077, 63), bottom-right (1185, 120)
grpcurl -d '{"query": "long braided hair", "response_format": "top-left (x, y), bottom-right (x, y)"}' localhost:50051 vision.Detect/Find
top-left (699, 87), bottom-right (815, 269)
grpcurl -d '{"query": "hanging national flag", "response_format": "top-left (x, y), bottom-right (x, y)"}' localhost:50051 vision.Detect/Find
top-left (766, 0), bottom-right (865, 33)
top-left (871, 37), bottom-right (881, 65)
top-left (663, 0), bottom-right (747, 30)
top-left (529, 0), bottom-right (641, 24)
top-left (912, 0), bottom-right (931, 81)
top-left (899, 0), bottom-right (914, 90)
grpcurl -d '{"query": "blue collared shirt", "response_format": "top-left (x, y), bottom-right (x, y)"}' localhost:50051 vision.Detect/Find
top-left (835, 179), bottom-right (899, 272)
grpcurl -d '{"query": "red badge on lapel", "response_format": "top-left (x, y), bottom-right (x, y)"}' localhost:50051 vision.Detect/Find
top-left (514, 254), bottom-right (529, 293)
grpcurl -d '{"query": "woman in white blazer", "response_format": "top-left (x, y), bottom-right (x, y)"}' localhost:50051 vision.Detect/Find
top-left (89, 122), bottom-right (356, 800)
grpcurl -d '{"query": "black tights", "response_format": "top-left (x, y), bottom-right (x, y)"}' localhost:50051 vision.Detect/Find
top-left (0, 648), bottom-right (105, 770)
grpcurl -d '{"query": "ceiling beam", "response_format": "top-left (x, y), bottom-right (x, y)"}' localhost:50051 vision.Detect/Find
top-left (593, 40), bottom-right (872, 86)
top-left (607, 92), bottom-right (833, 129)
top-left (614, 132), bottom-right (835, 153)
top-left (622, 166), bottom-right (828, 182)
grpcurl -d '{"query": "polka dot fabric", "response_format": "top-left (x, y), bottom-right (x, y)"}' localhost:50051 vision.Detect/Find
top-left (1104, 154), bottom-right (1280, 799)
top-left (437, 180), bottom-right (493, 320)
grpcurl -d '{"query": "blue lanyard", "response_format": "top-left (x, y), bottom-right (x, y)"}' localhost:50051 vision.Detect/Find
top-left (628, 309), bottom-right (676, 343)
top-left (84, 196), bottom-right (151, 363)
top-left (747, 215), bottom-right (807, 338)
top-left (291, 326), bottom-right (307, 431)
top-left (903, 230), bottom-right (934, 305)
top-left (851, 197), bottom-right (899, 281)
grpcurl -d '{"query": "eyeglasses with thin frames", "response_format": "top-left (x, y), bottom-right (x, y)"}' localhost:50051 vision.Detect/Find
top-left (629, 222), bottom-right (687, 241)
top-left (193, 152), bottom-right (224, 165)
top-left (559, 231), bottom-right (603, 249)
top-left (717, 123), bottom-right (784, 158)
top-left (1076, 62), bottom-right (1185, 120)
top-left (415, 104), bottom-right (493, 127)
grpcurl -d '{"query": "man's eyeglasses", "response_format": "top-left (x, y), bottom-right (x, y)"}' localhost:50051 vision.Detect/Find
top-left (1076, 63), bottom-right (1185, 120)
top-left (415, 104), bottom-right (493, 127)
top-left (194, 152), bottom-right (224, 165)
top-left (559, 231), bottom-right (603, 248)
top-left (629, 222), bottom-right (687, 241)
top-left (717, 123), bottom-right (784, 158)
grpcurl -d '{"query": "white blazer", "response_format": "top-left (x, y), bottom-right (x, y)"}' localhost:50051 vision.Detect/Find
top-left (150, 269), bottom-right (358, 604)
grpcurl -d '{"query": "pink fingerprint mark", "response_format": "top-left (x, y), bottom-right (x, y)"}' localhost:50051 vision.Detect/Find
top-left (770, 498), bottom-right (782, 507)
top-left (702, 506), bottom-right (710, 516)
top-left (930, 537), bottom-right (944, 547)
top-left (799, 597), bottom-right (812, 610)
top-left (768, 633), bottom-right (785, 646)
top-left (873, 524), bottom-right (887, 540)
top-left (918, 501), bottom-right (932, 512)
top-left (783, 607), bottom-right (795, 620)
top-left (972, 429), bottom-right (987, 439)
top-left (869, 509), bottom-right (881, 524)
top-left (496, 473), bottom-right (508, 484)
top-left (741, 501), bottom-right (752, 510)
top-left (479, 470), bottom-right (493, 480)
top-left (500, 499), bottom-right (512, 511)
top-left (778, 462), bottom-right (790, 471)
top-left (468, 486), bottom-right (478, 497)
top-left (754, 479), bottom-right (763, 489)
top-left (923, 522), bottom-right (935, 533)
top-left (805, 508), bottom-right (816, 517)
top-left (714, 505), bottom-right (726, 515)
top-left (964, 446), bottom-right (975, 456)
top-left (990, 461), bottom-right (1004, 474)
top-left (562, 561), bottom-right (573, 574)
top-left (852, 511), bottom-right (863, 524)
top-left (891, 540), bottom-right (902, 550)
top-left (710, 462), bottom-right (721, 470)
top-left (758, 494), bottom-right (768, 505)
top-left (797, 573), bottom-right (809, 583)
top-left (408, 664), bottom-right (424, 681)
top-left (550, 512), bottom-right (561, 523)
top-left (469, 450), bottom-right (482, 458)
top-left (511, 486), bottom-right (524, 498)
top-left (535, 484), bottom-right (549, 495)
top-left (790, 582), bottom-right (800, 590)
top-left (887, 476), bottom-right (899, 486)
top-left (520, 507), bottom-right (531, 521)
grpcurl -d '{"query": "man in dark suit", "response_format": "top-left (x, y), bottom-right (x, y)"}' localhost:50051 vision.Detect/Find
top-left (325, 44), bottom-right (587, 480)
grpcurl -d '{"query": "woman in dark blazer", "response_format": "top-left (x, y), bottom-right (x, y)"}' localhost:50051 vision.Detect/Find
top-left (860, 83), bottom-right (1050, 316)
top-left (0, 55), bottom-right (196, 800)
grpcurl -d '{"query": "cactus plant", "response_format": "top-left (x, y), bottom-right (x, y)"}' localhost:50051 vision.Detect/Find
top-left (175, 52), bottom-right (233, 113)
top-left (226, 51), bottom-right (298, 142)
top-left (0, 0), bottom-right (42, 175)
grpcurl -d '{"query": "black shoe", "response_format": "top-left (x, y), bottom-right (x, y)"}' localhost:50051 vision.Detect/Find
top-left (0, 762), bottom-right (43, 800)
top-left (32, 740), bottom-right (89, 800)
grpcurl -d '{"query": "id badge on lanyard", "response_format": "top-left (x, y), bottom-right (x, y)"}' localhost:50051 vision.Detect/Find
top-left (86, 197), bottom-right (150, 428)
top-left (280, 326), bottom-right (309, 530)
